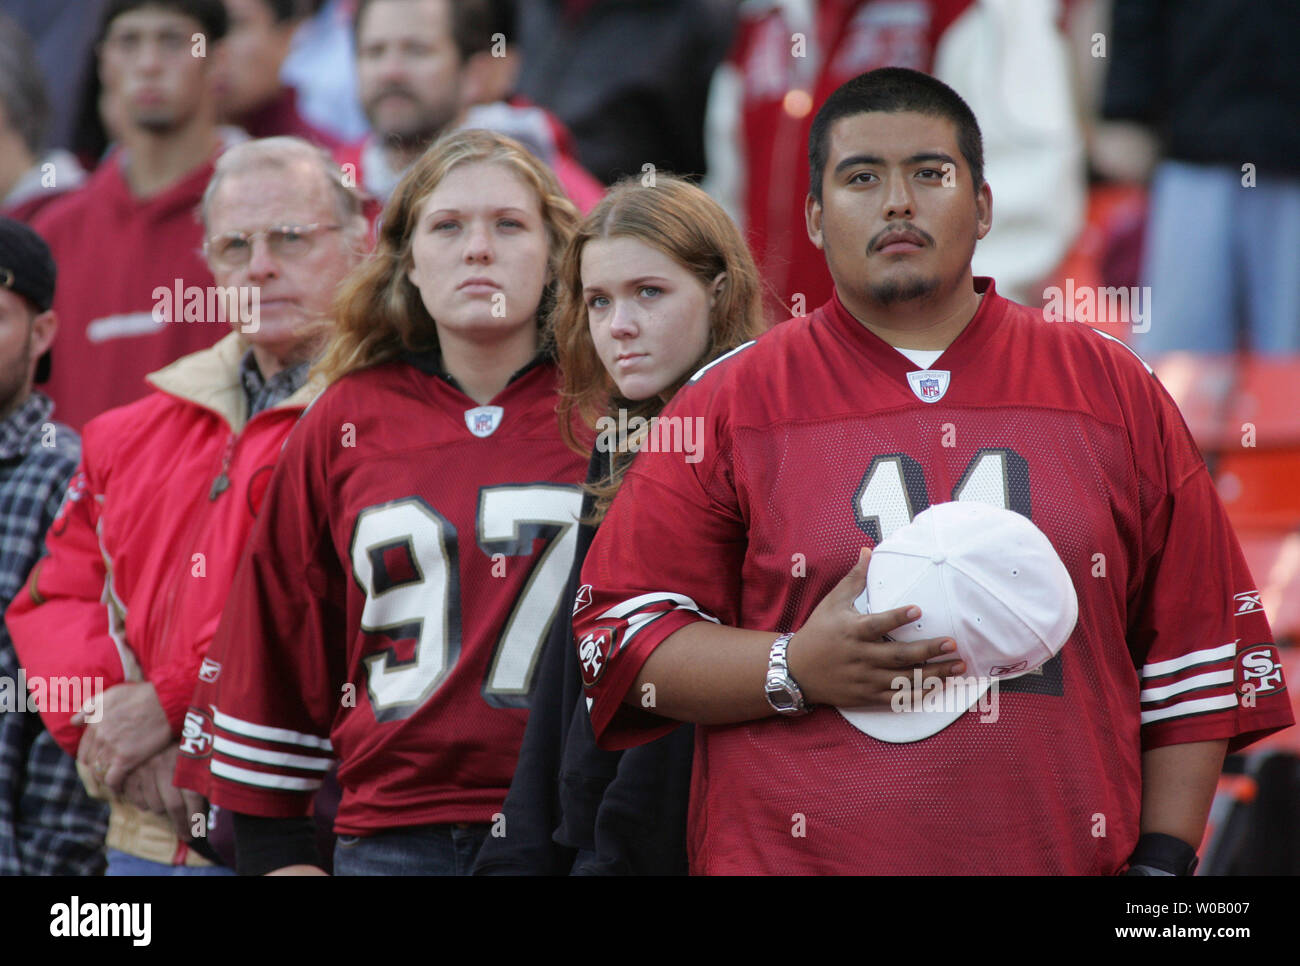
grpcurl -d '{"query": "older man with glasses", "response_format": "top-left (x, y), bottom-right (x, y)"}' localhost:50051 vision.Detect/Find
top-left (7, 136), bottom-right (367, 876)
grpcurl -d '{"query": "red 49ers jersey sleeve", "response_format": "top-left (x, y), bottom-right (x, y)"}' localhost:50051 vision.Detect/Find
top-left (175, 398), bottom-right (346, 817)
top-left (576, 351), bottom-right (752, 750)
top-left (1121, 364), bottom-right (1293, 752)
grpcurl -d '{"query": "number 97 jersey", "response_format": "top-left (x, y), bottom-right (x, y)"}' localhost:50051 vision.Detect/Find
top-left (175, 353), bottom-right (586, 835)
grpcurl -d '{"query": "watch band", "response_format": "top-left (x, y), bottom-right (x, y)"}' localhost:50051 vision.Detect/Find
top-left (765, 632), bottom-right (809, 715)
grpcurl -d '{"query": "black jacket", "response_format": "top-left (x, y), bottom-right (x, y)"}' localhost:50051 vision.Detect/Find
top-left (1102, 0), bottom-right (1300, 175)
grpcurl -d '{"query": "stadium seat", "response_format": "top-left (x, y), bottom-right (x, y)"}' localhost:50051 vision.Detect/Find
top-left (1155, 353), bottom-right (1300, 536)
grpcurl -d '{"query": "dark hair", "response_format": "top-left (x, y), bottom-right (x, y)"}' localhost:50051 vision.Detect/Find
top-left (255, 0), bottom-right (301, 23)
top-left (354, 0), bottom-right (495, 63)
top-left (808, 67), bottom-right (984, 203)
top-left (99, 0), bottom-right (230, 44)
top-left (0, 15), bottom-right (50, 156)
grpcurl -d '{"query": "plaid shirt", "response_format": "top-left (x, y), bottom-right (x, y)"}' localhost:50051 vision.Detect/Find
top-left (0, 392), bottom-right (108, 875)
top-left (239, 350), bottom-right (312, 418)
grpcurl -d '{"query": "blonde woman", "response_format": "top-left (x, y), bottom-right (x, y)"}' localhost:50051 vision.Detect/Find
top-left (474, 174), bottom-right (766, 875)
top-left (177, 131), bottom-right (588, 875)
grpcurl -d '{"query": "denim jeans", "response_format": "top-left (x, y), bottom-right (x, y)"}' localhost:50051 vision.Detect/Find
top-left (106, 848), bottom-right (236, 876)
top-left (1138, 160), bottom-right (1300, 355)
top-left (333, 824), bottom-right (490, 876)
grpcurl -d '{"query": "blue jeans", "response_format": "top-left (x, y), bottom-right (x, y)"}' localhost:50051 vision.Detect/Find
top-left (106, 848), bottom-right (236, 876)
top-left (333, 824), bottom-right (489, 876)
top-left (1138, 160), bottom-right (1300, 355)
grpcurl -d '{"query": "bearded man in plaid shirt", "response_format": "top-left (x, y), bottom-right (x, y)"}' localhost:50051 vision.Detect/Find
top-left (0, 218), bottom-right (107, 875)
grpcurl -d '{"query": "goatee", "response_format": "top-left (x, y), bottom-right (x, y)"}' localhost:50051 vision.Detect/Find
top-left (869, 275), bottom-right (939, 306)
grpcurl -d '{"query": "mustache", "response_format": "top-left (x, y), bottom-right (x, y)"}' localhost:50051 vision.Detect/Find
top-left (869, 223), bottom-right (934, 251)
top-left (366, 86), bottom-right (419, 106)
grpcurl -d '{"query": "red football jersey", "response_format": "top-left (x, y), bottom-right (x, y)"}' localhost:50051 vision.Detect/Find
top-left (576, 278), bottom-right (1294, 875)
top-left (175, 355), bottom-right (586, 834)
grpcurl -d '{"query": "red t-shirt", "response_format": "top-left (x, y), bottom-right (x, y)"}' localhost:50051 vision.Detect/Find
top-left (176, 355), bottom-right (587, 834)
top-left (32, 153), bottom-right (221, 429)
top-left (576, 278), bottom-right (1294, 874)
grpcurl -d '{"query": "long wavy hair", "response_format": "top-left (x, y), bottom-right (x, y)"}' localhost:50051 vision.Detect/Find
top-left (316, 129), bottom-right (579, 383)
top-left (550, 174), bottom-right (765, 522)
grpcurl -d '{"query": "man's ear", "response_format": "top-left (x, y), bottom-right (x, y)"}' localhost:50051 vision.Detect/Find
top-left (805, 194), bottom-right (825, 251)
top-left (30, 309), bottom-right (57, 358)
top-left (975, 180), bottom-right (993, 240)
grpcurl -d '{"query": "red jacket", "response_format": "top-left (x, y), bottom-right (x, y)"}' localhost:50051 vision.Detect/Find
top-left (8, 333), bottom-right (319, 757)
top-left (31, 150), bottom-right (225, 430)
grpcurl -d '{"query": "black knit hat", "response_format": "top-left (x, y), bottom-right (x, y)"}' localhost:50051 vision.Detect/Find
top-left (0, 217), bottom-right (55, 383)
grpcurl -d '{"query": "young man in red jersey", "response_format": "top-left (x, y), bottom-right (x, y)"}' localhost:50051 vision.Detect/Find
top-left (575, 68), bottom-right (1293, 875)
top-left (32, 0), bottom-right (232, 429)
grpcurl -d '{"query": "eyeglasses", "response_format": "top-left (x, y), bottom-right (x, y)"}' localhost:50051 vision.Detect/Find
top-left (204, 224), bottom-right (342, 270)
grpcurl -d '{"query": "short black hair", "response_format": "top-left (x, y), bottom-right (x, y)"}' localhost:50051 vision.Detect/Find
top-left (808, 67), bottom-right (984, 203)
top-left (99, 0), bottom-right (229, 45)
top-left (354, 0), bottom-right (495, 63)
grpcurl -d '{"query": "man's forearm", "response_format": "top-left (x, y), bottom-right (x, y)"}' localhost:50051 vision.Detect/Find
top-left (1139, 739), bottom-right (1228, 848)
top-left (630, 623), bottom-right (776, 725)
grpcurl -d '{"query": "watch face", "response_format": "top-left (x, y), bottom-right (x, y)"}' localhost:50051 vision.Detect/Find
top-left (766, 681), bottom-right (795, 710)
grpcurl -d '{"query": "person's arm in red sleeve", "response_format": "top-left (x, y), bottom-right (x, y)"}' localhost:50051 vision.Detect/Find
top-left (6, 458), bottom-right (131, 758)
top-left (575, 385), bottom-right (959, 749)
top-left (1124, 363), bottom-right (1293, 869)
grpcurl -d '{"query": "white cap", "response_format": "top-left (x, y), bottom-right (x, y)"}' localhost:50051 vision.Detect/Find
top-left (841, 501), bottom-right (1078, 742)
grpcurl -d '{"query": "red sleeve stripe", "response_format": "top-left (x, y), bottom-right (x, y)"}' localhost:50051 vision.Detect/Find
top-left (1139, 668), bottom-right (1235, 704)
top-left (212, 735), bottom-right (333, 771)
top-left (211, 759), bottom-right (324, 792)
top-left (1140, 693), bottom-right (1238, 725)
top-left (213, 708), bottom-right (333, 751)
top-left (1140, 641), bottom-right (1238, 678)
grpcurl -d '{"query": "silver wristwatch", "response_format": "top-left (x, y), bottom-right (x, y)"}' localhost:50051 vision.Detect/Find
top-left (765, 633), bottom-right (810, 715)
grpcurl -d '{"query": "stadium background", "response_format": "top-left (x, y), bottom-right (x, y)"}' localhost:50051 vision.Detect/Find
top-left (0, 0), bottom-right (1294, 875)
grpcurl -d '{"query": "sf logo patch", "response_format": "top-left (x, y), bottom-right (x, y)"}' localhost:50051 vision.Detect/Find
top-left (1239, 645), bottom-right (1285, 697)
top-left (179, 710), bottom-right (214, 758)
top-left (577, 628), bottom-right (616, 687)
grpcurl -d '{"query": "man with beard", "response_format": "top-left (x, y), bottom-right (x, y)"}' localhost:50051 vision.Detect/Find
top-left (336, 0), bottom-right (600, 213)
top-left (0, 219), bottom-right (109, 875)
top-left (31, 0), bottom-right (232, 429)
top-left (574, 68), bottom-right (1293, 875)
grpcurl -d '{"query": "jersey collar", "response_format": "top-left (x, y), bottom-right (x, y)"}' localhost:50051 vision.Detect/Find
top-left (820, 276), bottom-right (1007, 381)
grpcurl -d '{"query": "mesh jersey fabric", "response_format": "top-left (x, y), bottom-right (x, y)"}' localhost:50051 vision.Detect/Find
top-left (575, 278), bottom-right (1294, 875)
top-left (175, 354), bottom-right (587, 834)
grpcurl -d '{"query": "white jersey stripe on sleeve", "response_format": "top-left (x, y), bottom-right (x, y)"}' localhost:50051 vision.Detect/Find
top-left (599, 591), bottom-right (717, 622)
top-left (211, 759), bottom-right (323, 792)
top-left (213, 708), bottom-right (333, 751)
top-left (689, 340), bottom-right (755, 383)
top-left (1141, 641), bottom-right (1238, 678)
top-left (213, 735), bottom-right (333, 772)
top-left (1140, 692), bottom-right (1238, 725)
top-left (1139, 669), bottom-right (1236, 704)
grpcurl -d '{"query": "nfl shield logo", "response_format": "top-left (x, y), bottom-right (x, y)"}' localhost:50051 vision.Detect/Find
top-left (465, 405), bottom-right (504, 437)
top-left (905, 369), bottom-right (951, 404)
